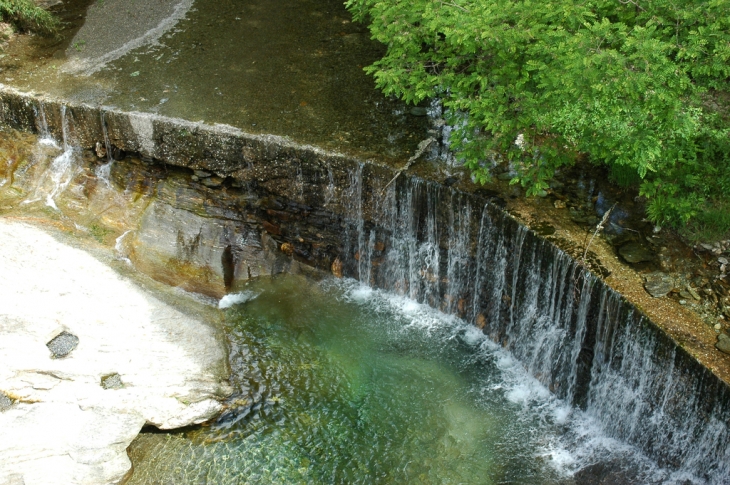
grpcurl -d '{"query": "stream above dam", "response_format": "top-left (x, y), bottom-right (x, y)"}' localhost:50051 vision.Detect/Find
top-left (0, 0), bottom-right (430, 163)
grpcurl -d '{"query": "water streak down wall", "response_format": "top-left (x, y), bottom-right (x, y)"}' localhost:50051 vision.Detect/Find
top-left (1, 88), bottom-right (728, 483)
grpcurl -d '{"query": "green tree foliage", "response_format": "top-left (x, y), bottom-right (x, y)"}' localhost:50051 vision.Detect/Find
top-left (0, 0), bottom-right (59, 35)
top-left (346, 0), bottom-right (730, 228)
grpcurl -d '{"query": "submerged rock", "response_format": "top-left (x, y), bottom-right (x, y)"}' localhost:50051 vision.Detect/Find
top-left (619, 241), bottom-right (654, 264)
top-left (0, 221), bottom-right (232, 485)
top-left (718, 333), bottom-right (730, 355)
top-left (644, 272), bottom-right (674, 298)
top-left (574, 459), bottom-right (644, 485)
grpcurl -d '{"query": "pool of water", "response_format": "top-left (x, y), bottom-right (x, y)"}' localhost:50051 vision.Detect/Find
top-left (125, 275), bottom-right (645, 485)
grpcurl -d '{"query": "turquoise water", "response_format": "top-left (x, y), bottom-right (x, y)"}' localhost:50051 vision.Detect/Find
top-left (126, 275), bottom-right (587, 484)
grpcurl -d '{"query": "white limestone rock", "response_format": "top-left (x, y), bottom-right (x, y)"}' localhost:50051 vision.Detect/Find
top-left (0, 220), bottom-right (232, 485)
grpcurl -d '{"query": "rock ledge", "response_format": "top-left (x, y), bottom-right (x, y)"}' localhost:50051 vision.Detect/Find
top-left (0, 220), bottom-right (231, 485)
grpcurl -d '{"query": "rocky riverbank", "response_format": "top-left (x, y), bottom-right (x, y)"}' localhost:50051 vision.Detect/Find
top-left (0, 220), bottom-right (232, 485)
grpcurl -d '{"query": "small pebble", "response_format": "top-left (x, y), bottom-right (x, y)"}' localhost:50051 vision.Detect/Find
top-left (47, 331), bottom-right (79, 359)
top-left (679, 300), bottom-right (687, 305)
top-left (0, 392), bottom-right (13, 412)
top-left (715, 323), bottom-right (723, 331)
top-left (101, 373), bottom-right (123, 390)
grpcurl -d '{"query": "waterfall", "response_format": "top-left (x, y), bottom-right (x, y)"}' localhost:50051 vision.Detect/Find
top-left (444, 192), bottom-right (471, 316)
top-left (34, 101), bottom-right (58, 148)
top-left (340, 170), bottom-right (730, 483)
top-left (96, 111), bottom-right (114, 186)
top-left (24, 104), bottom-right (78, 209)
top-left (60, 105), bottom-right (70, 152)
top-left (295, 161), bottom-right (304, 203)
top-left (324, 165), bottom-right (335, 207)
top-left (115, 230), bottom-right (133, 265)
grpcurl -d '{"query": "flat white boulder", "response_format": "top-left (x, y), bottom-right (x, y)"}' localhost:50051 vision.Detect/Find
top-left (0, 220), bottom-right (232, 485)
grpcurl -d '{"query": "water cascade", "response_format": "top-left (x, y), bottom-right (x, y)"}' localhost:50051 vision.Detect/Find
top-left (34, 101), bottom-right (57, 147)
top-left (336, 167), bottom-right (730, 483)
top-left (22, 104), bottom-right (78, 209)
top-left (96, 111), bottom-right (114, 185)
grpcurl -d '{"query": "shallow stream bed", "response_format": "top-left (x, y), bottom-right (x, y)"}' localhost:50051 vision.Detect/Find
top-left (1, 0), bottom-right (430, 163)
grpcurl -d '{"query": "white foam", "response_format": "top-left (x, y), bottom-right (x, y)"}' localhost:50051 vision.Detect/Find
top-left (218, 291), bottom-right (260, 309)
top-left (400, 300), bottom-right (421, 314)
top-left (461, 326), bottom-right (483, 346)
top-left (506, 384), bottom-right (533, 404)
top-left (545, 447), bottom-right (577, 472)
top-left (349, 285), bottom-right (373, 302)
top-left (38, 137), bottom-right (59, 148)
top-left (552, 405), bottom-right (572, 425)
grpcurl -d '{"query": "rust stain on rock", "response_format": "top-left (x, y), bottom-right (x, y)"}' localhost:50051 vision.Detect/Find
top-left (331, 257), bottom-right (343, 278)
top-left (262, 221), bottom-right (281, 235)
top-left (280, 242), bottom-right (294, 256)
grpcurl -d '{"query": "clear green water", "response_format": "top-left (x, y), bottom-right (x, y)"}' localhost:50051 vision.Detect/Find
top-left (126, 275), bottom-right (575, 485)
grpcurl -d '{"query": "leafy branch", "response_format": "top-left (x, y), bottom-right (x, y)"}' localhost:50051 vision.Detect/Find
top-left (0, 0), bottom-right (59, 35)
top-left (347, 0), bottom-right (730, 231)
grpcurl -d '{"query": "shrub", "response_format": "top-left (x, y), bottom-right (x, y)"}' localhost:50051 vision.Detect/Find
top-left (0, 0), bottom-right (59, 35)
top-left (346, 0), bottom-right (730, 229)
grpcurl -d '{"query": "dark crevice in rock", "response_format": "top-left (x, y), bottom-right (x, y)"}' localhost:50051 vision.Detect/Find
top-left (221, 245), bottom-right (234, 290)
